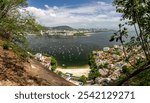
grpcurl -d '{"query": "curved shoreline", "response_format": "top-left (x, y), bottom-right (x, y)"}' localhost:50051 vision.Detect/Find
top-left (56, 65), bottom-right (90, 77)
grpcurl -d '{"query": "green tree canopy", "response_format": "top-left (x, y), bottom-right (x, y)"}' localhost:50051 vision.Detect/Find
top-left (111, 0), bottom-right (150, 85)
top-left (0, 0), bottom-right (42, 43)
top-left (113, 0), bottom-right (150, 60)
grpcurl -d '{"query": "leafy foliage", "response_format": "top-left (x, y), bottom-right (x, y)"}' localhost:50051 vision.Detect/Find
top-left (88, 53), bottom-right (100, 81)
top-left (79, 75), bottom-right (87, 85)
top-left (111, 0), bottom-right (150, 85)
top-left (122, 66), bottom-right (132, 75)
top-left (123, 68), bottom-right (150, 86)
top-left (0, 0), bottom-right (42, 44)
top-left (51, 56), bottom-right (58, 72)
top-left (113, 0), bottom-right (150, 61)
top-left (3, 41), bottom-right (10, 50)
top-left (88, 53), bottom-right (97, 69)
top-left (88, 68), bottom-right (100, 81)
top-left (0, 0), bottom-right (44, 61)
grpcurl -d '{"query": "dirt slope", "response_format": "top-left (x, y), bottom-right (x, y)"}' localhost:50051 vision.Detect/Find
top-left (0, 46), bottom-right (74, 86)
top-left (24, 59), bottom-right (75, 86)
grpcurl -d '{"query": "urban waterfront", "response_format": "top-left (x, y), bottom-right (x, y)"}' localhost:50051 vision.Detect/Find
top-left (27, 31), bottom-right (118, 67)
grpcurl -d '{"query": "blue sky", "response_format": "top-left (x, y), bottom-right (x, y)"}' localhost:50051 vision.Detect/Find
top-left (28, 0), bottom-right (112, 8)
top-left (26, 0), bottom-right (120, 29)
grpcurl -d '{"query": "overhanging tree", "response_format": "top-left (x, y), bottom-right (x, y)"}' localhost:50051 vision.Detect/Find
top-left (0, 0), bottom-right (42, 43)
top-left (111, 0), bottom-right (150, 85)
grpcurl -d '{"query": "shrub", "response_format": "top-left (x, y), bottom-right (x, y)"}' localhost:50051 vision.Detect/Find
top-left (88, 68), bottom-right (100, 81)
top-left (88, 53), bottom-right (97, 68)
top-left (19, 50), bottom-right (29, 60)
top-left (122, 66), bottom-right (132, 75)
top-left (10, 43), bottom-right (30, 60)
top-left (116, 74), bottom-right (126, 85)
top-left (51, 56), bottom-right (57, 72)
top-left (3, 41), bottom-right (10, 50)
top-left (79, 75), bottom-right (87, 84)
top-left (135, 58), bottom-right (145, 67)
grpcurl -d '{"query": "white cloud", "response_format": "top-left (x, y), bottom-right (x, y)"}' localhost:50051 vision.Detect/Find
top-left (44, 5), bottom-right (50, 9)
top-left (25, 1), bottom-right (121, 29)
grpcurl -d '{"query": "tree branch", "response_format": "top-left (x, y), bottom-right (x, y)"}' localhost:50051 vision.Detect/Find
top-left (117, 61), bottom-right (150, 86)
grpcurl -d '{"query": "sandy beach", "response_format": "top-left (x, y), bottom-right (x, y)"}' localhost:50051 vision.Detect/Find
top-left (56, 65), bottom-right (90, 77)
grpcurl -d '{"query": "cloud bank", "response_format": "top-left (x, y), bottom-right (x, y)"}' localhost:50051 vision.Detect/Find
top-left (25, 1), bottom-right (121, 29)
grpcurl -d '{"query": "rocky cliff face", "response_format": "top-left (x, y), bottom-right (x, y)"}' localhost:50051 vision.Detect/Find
top-left (0, 46), bottom-right (74, 86)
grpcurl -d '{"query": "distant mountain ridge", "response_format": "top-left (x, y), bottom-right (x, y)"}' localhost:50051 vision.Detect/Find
top-left (43, 25), bottom-right (115, 32)
top-left (48, 26), bottom-right (74, 31)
